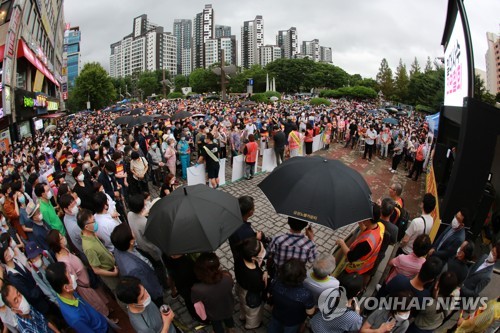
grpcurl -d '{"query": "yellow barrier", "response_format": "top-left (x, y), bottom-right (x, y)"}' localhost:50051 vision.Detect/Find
top-left (426, 163), bottom-right (441, 242)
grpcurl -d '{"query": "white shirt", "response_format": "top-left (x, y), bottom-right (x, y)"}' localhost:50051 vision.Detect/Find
top-left (402, 214), bottom-right (434, 254)
top-left (94, 213), bottom-right (120, 251)
top-left (475, 258), bottom-right (495, 273)
top-left (303, 270), bottom-right (340, 304)
top-left (63, 213), bottom-right (83, 253)
top-left (365, 129), bottom-right (377, 145)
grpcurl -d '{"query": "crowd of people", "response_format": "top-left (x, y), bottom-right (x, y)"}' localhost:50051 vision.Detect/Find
top-left (0, 95), bottom-right (497, 333)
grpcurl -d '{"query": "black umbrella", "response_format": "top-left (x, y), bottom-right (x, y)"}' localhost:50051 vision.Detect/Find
top-left (236, 107), bottom-right (251, 113)
top-left (113, 115), bottom-right (153, 127)
top-left (242, 101), bottom-right (257, 106)
top-left (205, 95), bottom-right (220, 100)
top-left (129, 108), bottom-right (146, 116)
top-left (170, 110), bottom-right (192, 121)
top-left (152, 114), bottom-right (170, 120)
top-left (144, 185), bottom-right (243, 255)
top-left (258, 156), bottom-right (372, 230)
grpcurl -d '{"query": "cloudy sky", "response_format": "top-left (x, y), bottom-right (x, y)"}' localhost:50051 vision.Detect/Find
top-left (64, 0), bottom-right (499, 78)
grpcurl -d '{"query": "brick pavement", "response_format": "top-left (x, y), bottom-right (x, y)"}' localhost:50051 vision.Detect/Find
top-left (146, 141), bottom-right (426, 333)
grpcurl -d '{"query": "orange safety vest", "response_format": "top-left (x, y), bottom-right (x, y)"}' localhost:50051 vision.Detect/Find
top-left (415, 145), bottom-right (425, 161)
top-left (245, 142), bottom-right (258, 163)
top-left (346, 223), bottom-right (385, 274)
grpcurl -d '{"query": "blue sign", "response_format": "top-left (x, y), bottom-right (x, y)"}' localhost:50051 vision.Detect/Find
top-left (249, 79), bottom-right (254, 86)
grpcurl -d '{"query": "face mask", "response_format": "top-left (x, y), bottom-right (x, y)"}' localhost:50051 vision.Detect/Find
top-left (67, 158), bottom-right (73, 164)
top-left (108, 172), bottom-right (114, 176)
top-left (76, 197), bottom-right (81, 206)
top-left (5, 247), bottom-right (14, 262)
top-left (70, 274), bottom-right (78, 290)
top-left (46, 191), bottom-right (53, 200)
top-left (395, 312), bottom-right (410, 321)
top-left (0, 216), bottom-right (6, 226)
top-left (0, 197), bottom-right (4, 205)
top-left (151, 144), bottom-right (157, 149)
top-left (135, 145), bottom-right (139, 150)
top-left (451, 217), bottom-right (460, 229)
top-left (93, 222), bottom-right (98, 233)
top-left (32, 258), bottom-right (43, 269)
top-left (181, 137), bottom-right (186, 141)
top-left (70, 206), bottom-right (79, 216)
top-left (18, 195), bottom-right (25, 205)
top-left (68, 166), bottom-right (73, 173)
top-left (486, 251), bottom-right (495, 263)
top-left (9, 239), bottom-right (16, 249)
top-left (138, 293), bottom-right (152, 308)
top-left (17, 296), bottom-right (31, 315)
top-left (77, 174), bottom-right (85, 182)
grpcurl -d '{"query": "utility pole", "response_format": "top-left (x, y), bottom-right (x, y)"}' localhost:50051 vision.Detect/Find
top-left (162, 68), bottom-right (167, 97)
top-left (220, 49), bottom-right (227, 101)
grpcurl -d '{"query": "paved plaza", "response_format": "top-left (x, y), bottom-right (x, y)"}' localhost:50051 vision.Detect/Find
top-left (151, 141), bottom-right (427, 333)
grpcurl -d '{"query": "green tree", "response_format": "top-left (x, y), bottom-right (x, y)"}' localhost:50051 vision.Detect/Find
top-left (376, 58), bottom-right (393, 98)
top-left (188, 68), bottom-right (218, 93)
top-left (409, 57), bottom-right (421, 78)
top-left (407, 67), bottom-right (444, 111)
top-left (173, 75), bottom-right (189, 93)
top-left (474, 74), bottom-right (497, 106)
top-left (359, 78), bottom-right (379, 91)
top-left (68, 62), bottom-right (116, 110)
top-left (424, 56), bottom-right (433, 73)
top-left (394, 59), bottom-right (410, 102)
top-left (137, 71), bottom-right (161, 98)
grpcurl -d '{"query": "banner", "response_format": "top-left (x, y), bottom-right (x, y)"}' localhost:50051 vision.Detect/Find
top-left (426, 163), bottom-right (441, 242)
top-left (0, 129), bottom-right (11, 153)
top-left (231, 155), bottom-right (245, 182)
top-left (187, 164), bottom-right (206, 186)
top-left (312, 135), bottom-right (323, 152)
top-left (34, 70), bottom-right (44, 92)
top-left (262, 148), bottom-right (277, 172)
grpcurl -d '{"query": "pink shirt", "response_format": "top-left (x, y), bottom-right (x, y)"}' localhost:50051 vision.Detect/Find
top-left (386, 252), bottom-right (426, 283)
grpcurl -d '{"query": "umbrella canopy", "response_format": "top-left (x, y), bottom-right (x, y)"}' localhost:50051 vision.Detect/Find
top-left (396, 111), bottom-right (407, 117)
top-left (258, 156), bottom-right (372, 230)
top-left (113, 115), bottom-right (153, 127)
top-left (382, 117), bottom-right (399, 125)
top-left (144, 185), bottom-right (243, 255)
top-left (191, 113), bottom-right (206, 118)
top-left (236, 107), bottom-right (251, 113)
top-left (129, 108), bottom-right (146, 116)
top-left (366, 109), bottom-right (378, 115)
top-left (242, 101), bottom-right (257, 106)
top-left (386, 107), bottom-right (398, 114)
top-left (170, 110), bottom-right (192, 121)
top-left (154, 114), bottom-right (171, 120)
top-left (270, 96), bottom-right (279, 102)
top-left (205, 95), bottom-right (220, 100)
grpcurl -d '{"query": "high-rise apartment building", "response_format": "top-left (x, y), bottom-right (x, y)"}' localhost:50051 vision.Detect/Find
top-left (320, 46), bottom-right (333, 63)
top-left (258, 45), bottom-right (282, 67)
top-left (192, 4), bottom-right (214, 70)
top-left (241, 15), bottom-right (264, 69)
top-left (173, 19), bottom-right (192, 75)
top-left (277, 27), bottom-right (298, 59)
top-left (0, 0), bottom-right (65, 141)
top-left (215, 25), bottom-right (231, 38)
top-left (109, 15), bottom-right (177, 78)
top-left (485, 32), bottom-right (500, 95)
top-left (63, 26), bottom-right (81, 93)
top-left (302, 39), bottom-right (320, 62)
top-left (204, 36), bottom-right (237, 68)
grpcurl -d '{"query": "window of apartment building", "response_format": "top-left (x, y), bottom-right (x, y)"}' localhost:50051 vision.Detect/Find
top-left (23, 0), bottom-right (32, 25)
top-left (0, 0), bottom-right (13, 26)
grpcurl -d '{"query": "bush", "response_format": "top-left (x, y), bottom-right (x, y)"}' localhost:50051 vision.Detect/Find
top-left (249, 93), bottom-right (269, 103)
top-left (309, 98), bottom-right (331, 106)
top-left (415, 104), bottom-right (435, 113)
top-left (167, 92), bottom-right (184, 99)
top-left (263, 91), bottom-right (281, 99)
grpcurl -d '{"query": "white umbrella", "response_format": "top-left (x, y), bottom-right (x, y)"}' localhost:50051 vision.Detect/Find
top-left (44, 125), bottom-right (56, 133)
top-left (270, 96), bottom-right (279, 102)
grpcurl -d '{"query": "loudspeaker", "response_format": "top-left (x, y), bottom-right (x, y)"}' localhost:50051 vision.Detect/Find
top-left (469, 183), bottom-right (496, 241)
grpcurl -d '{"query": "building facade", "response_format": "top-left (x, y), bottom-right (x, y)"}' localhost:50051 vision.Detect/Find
top-left (241, 15), bottom-right (264, 69)
top-left (302, 39), bottom-right (320, 62)
top-left (215, 25), bottom-right (231, 38)
top-left (204, 36), bottom-right (237, 68)
top-left (320, 46), bottom-right (332, 63)
top-left (173, 19), bottom-right (192, 75)
top-left (277, 27), bottom-right (298, 59)
top-left (258, 45), bottom-right (281, 67)
top-left (485, 32), bottom-right (499, 95)
top-left (62, 26), bottom-right (81, 93)
top-left (192, 4), bottom-right (214, 70)
top-left (0, 0), bottom-right (65, 143)
top-left (109, 15), bottom-right (177, 78)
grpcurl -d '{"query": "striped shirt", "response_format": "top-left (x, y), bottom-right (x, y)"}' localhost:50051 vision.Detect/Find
top-left (269, 233), bottom-right (317, 267)
top-left (310, 308), bottom-right (363, 333)
top-left (16, 308), bottom-right (50, 333)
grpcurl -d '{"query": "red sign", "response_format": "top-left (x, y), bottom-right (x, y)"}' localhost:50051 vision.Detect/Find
top-left (17, 40), bottom-right (59, 87)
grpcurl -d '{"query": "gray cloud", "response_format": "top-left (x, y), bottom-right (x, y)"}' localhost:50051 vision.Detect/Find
top-left (64, 0), bottom-right (499, 78)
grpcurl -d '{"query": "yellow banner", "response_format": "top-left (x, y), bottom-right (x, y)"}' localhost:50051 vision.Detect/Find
top-left (34, 70), bottom-right (44, 92)
top-left (426, 163), bottom-right (441, 242)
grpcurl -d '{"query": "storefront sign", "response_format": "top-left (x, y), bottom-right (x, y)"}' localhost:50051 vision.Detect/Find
top-left (3, 86), bottom-right (11, 115)
top-left (0, 128), bottom-right (12, 153)
top-left (23, 94), bottom-right (47, 108)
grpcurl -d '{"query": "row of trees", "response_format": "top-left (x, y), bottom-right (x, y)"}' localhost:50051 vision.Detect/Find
top-left (66, 57), bottom-right (498, 112)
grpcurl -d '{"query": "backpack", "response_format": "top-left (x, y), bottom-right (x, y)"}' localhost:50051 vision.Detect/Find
top-left (391, 200), bottom-right (410, 241)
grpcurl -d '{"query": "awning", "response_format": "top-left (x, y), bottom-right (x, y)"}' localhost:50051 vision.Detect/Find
top-left (16, 40), bottom-right (60, 87)
top-left (37, 112), bottom-right (66, 119)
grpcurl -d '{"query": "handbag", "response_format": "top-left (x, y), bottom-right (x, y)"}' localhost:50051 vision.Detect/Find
top-left (245, 290), bottom-right (262, 308)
